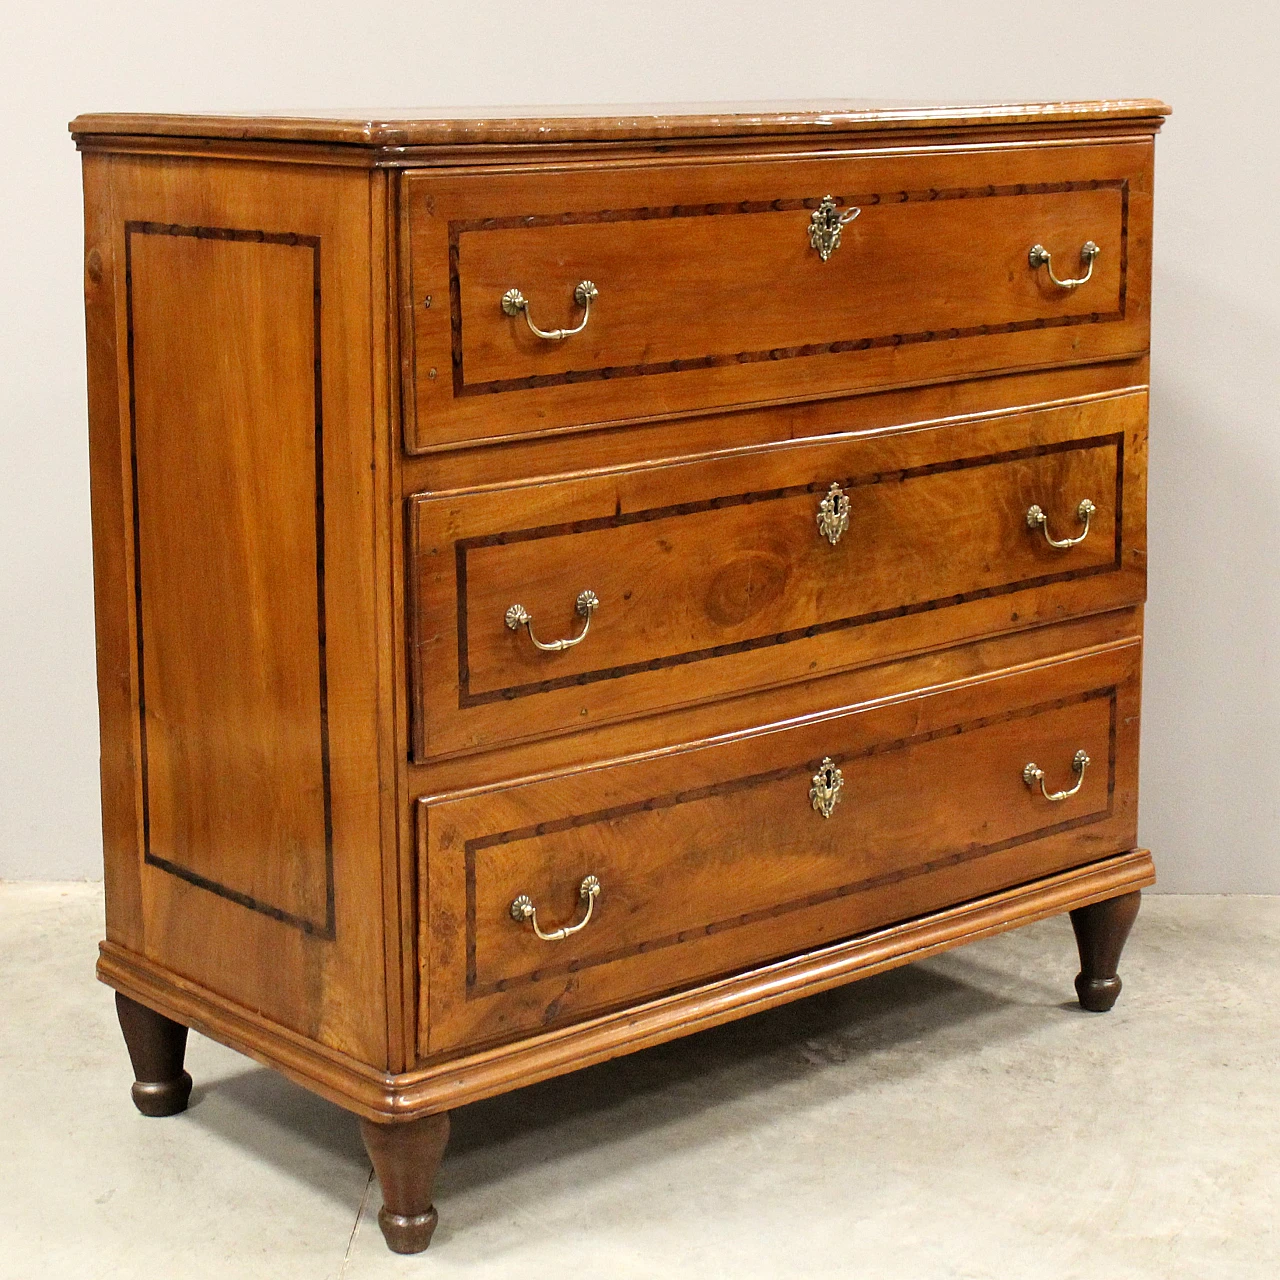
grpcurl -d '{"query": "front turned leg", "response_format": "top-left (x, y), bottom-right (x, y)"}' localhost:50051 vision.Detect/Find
top-left (115, 992), bottom-right (193, 1116)
top-left (360, 1112), bottom-right (451, 1254)
top-left (1069, 891), bottom-right (1141, 1012)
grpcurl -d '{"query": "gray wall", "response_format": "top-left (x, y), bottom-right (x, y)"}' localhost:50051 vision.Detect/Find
top-left (1, 1), bottom-right (1274, 889)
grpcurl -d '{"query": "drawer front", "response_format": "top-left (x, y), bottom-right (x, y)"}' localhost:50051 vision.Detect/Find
top-left (419, 641), bottom-right (1141, 1055)
top-left (403, 141), bottom-right (1152, 450)
top-left (410, 392), bottom-right (1146, 759)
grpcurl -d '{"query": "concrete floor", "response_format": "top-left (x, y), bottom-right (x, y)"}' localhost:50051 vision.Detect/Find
top-left (0, 885), bottom-right (1275, 1279)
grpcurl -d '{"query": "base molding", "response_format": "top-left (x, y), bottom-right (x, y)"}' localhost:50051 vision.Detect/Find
top-left (98, 848), bottom-right (1154, 1120)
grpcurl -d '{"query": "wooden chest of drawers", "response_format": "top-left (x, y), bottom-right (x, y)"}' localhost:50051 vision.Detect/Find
top-left (72, 98), bottom-right (1168, 1253)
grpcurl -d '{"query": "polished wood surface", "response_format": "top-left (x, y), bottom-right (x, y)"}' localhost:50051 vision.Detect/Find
top-left (453, 177), bottom-right (1124, 385)
top-left (70, 98), bottom-right (1169, 148)
top-left (422, 641), bottom-right (1140, 1053)
top-left (360, 1113), bottom-right (451, 1254)
top-left (82, 156), bottom-right (392, 1066)
top-left (411, 392), bottom-right (1146, 758)
top-left (128, 223), bottom-right (329, 929)
top-left (75, 100), bottom-right (1163, 1252)
top-left (409, 607), bottom-right (1145, 797)
top-left (1070, 890), bottom-right (1142, 1011)
top-left (403, 141), bottom-right (1153, 449)
top-left (403, 360), bottom-right (1149, 495)
top-left (82, 155), bottom-right (144, 954)
top-left (115, 992), bottom-right (192, 1117)
top-left (97, 848), bottom-right (1154, 1120)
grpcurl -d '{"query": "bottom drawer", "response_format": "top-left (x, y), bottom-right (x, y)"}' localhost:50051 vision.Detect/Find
top-left (419, 640), bottom-right (1140, 1056)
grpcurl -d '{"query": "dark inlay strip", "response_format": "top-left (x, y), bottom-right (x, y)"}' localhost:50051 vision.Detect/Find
top-left (461, 684), bottom-right (1118, 994)
top-left (446, 180), bottom-right (1130, 396)
top-left (451, 434), bottom-right (1125, 707)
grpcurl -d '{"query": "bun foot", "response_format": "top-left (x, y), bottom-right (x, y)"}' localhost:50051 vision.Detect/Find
top-left (1074, 973), bottom-right (1122, 1013)
top-left (377, 1207), bottom-right (440, 1254)
top-left (130, 1073), bottom-right (194, 1117)
top-left (115, 992), bottom-right (192, 1115)
top-left (1069, 891), bottom-right (1141, 1013)
top-left (360, 1112), bottom-right (451, 1254)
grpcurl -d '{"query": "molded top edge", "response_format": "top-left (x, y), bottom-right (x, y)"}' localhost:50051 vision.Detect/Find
top-left (70, 98), bottom-right (1171, 148)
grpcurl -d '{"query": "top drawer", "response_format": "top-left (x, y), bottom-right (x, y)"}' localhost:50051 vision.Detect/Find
top-left (403, 141), bottom-right (1153, 451)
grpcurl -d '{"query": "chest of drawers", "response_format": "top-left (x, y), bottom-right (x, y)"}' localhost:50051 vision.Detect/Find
top-left (73, 98), bottom-right (1167, 1253)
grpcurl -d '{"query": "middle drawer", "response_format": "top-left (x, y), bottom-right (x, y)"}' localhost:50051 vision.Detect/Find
top-left (410, 390), bottom-right (1146, 759)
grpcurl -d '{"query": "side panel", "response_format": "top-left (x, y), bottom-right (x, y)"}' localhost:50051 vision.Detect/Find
top-left (84, 154), bottom-right (389, 1066)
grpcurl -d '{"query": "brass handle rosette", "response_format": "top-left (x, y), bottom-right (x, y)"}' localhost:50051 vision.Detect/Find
top-left (501, 280), bottom-right (598, 340)
top-left (510, 875), bottom-right (601, 942)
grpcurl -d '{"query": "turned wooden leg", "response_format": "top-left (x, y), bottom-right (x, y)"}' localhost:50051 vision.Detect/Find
top-left (360, 1112), bottom-right (451, 1254)
top-left (115, 992), bottom-right (193, 1116)
top-left (1069, 891), bottom-right (1141, 1012)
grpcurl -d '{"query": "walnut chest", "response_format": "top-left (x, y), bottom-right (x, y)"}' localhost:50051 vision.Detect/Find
top-left (72, 98), bottom-right (1168, 1253)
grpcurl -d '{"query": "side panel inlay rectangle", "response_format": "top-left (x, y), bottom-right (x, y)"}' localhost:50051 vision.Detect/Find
top-left (125, 221), bottom-right (334, 938)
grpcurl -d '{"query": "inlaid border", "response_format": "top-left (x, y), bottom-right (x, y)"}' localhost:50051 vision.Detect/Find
top-left (447, 179), bottom-right (1129, 396)
top-left (461, 685), bottom-right (1119, 996)
top-left (124, 221), bottom-right (335, 939)
top-left (451, 433), bottom-right (1125, 707)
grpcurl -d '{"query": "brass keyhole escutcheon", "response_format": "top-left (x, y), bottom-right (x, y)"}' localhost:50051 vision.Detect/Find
top-left (817, 482), bottom-right (850, 546)
top-left (810, 757), bottom-right (844, 819)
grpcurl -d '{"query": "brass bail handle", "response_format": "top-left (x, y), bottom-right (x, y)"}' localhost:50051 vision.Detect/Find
top-left (505, 590), bottom-right (599, 652)
top-left (501, 280), bottom-right (598, 340)
top-left (1029, 241), bottom-right (1100, 290)
top-left (510, 875), bottom-right (601, 942)
top-left (1026, 498), bottom-right (1096, 549)
top-left (1023, 749), bottom-right (1091, 802)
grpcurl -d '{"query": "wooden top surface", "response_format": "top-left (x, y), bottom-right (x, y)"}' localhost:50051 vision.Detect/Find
top-left (69, 99), bottom-right (1170, 147)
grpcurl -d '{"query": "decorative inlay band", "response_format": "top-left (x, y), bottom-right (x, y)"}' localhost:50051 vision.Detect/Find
top-left (125, 221), bottom-right (335, 939)
top-left (452, 433), bottom-right (1125, 707)
top-left (462, 685), bottom-right (1119, 995)
top-left (447, 179), bottom-right (1129, 396)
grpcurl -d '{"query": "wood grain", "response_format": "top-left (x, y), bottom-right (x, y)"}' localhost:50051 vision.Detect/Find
top-left (97, 848), bottom-right (1155, 1119)
top-left (453, 184), bottom-right (1125, 389)
top-left (410, 391), bottom-right (1147, 759)
top-left (69, 98), bottom-right (1170, 148)
top-left (126, 221), bottom-right (332, 933)
top-left (89, 154), bottom-right (390, 1066)
top-left (421, 641), bottom-right (1141, 1054)
top-left (371, 168), bottom-right (417, 1074)
top-left (360, 1113), bottom-right (450, 1253)
top-left (404, 141), bottom-right (1154, 449)
top-left (407, 609), bottom-right (1145, 800)
top-left (82, 153), bottom-right (145, 953)
top-left (77, 104), bottom-right (1162, 1241)
top-left (401, 361), bottom-right (1148, 495)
